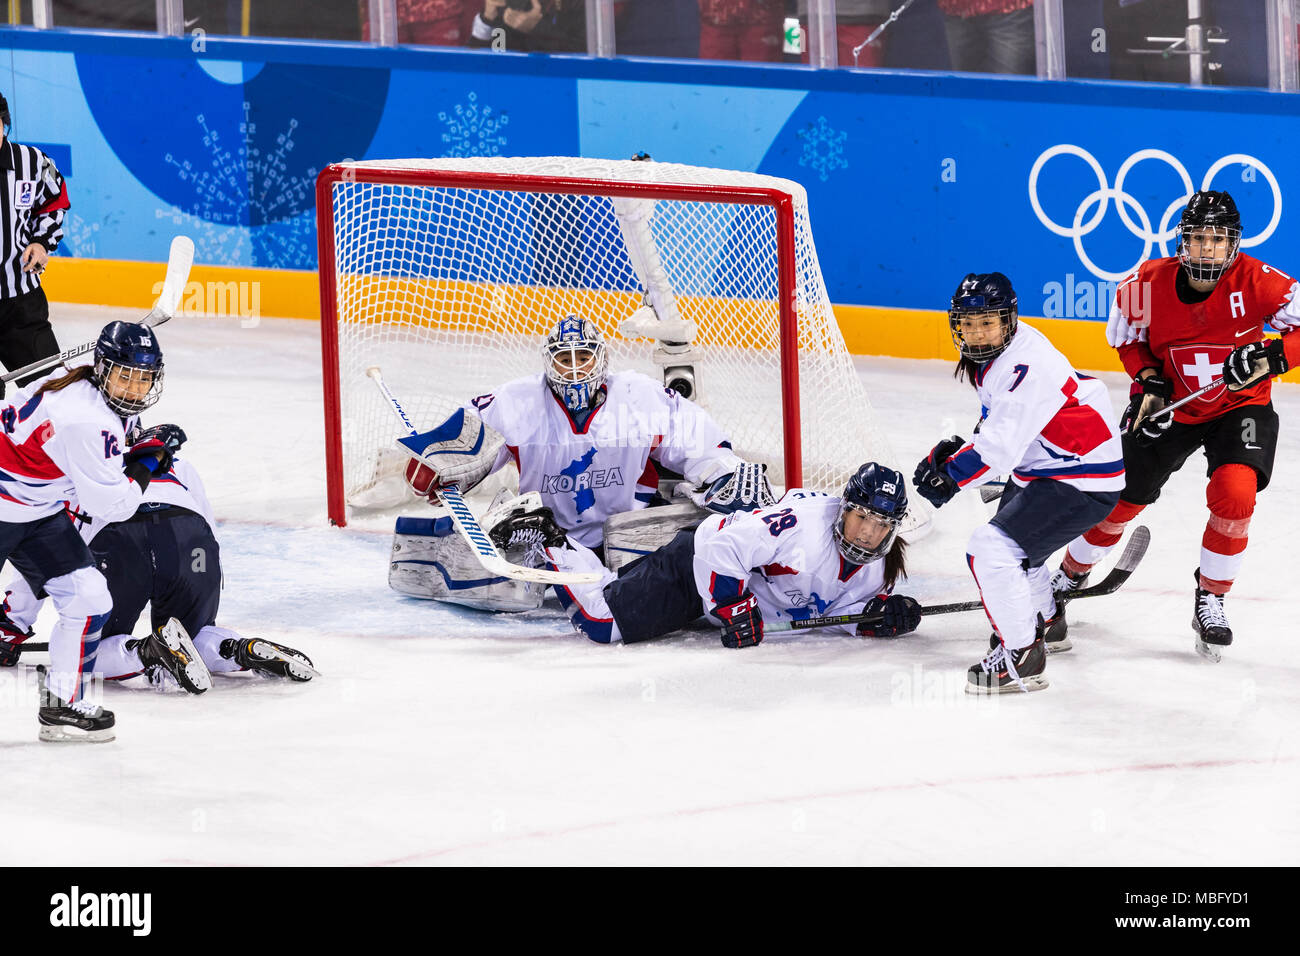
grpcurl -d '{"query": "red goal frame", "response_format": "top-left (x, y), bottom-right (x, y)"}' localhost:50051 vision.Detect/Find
top-left (316, 163), bottom-right (803, 528)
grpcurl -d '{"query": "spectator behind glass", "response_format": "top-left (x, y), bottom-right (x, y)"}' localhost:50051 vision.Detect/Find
top-left (468, 0), bottom-right (588, 52)
top-left (939, 0), bottom-right (1035, 75)
top-left (798, 0), bottom-right (895, 67)
top-left (361, 0), bottom-right (480, 46)
top-left (699, 0), bottom-right (786, 62)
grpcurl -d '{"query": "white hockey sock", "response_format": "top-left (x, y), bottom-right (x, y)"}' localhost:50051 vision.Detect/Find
top-left (41, 567), bottom-right (113, 703)
top-left (94, 633), bottom-right (146, 680)
top-left (2, 573), bottom-right (42, 631)
top-left (1027, 563), bottom-right (1056, 620)
top-left (544, 542), bottom-right (623, 644)
top-left (967, 523), bottom-right (1037, 650)
top-left (194, 624), bottom-right (245, 673)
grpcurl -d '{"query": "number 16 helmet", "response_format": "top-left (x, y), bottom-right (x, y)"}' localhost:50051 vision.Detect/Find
top-left (543, 314), bottom-right (608, 411)
top-left (834, 462), bottom-right (908, 564)
top-left (93, 321), bottom-right (165, 416)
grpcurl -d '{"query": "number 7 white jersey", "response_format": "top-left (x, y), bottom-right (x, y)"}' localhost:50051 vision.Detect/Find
top-left (692, 490), bottom-right (891, 634)
top-left (942, 322), bottom-right (1125, 494)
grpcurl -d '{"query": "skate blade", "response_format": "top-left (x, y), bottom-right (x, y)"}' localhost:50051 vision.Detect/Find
top-left (250, 641), bottom-right (320, 681)
top-left (39, 724), bottom-right (116, 743)
top-left (159, 619), bottom-right (213, 693)
top-left (1194, 637), bottom-right (1223, 663)
top-left (1045, 639), bottom-right (1072, 654)
top-left (965, 674), bottom-right (1050, 695)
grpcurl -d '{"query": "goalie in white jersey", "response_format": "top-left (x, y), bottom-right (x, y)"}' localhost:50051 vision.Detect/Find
top-left (0, 431), bottom-right (317, 690)
top-left (912, 273), bottom-right (1124, 694)
top-left (487, 462), bottom-right (922, 648)
top-left (395, 314), bottom-right (774, 611)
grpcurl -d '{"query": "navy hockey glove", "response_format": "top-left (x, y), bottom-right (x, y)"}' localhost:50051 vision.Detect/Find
top-left (912, 436), bottom-right (963, 508)
top-left (1223, 339), bottom-right (1288, 391)
top-left (714, 591), bottom-right (763, 649)
top-left (122, 437), bottom-right (173, 489)
top-left (1120, 374), bottom-right (1173, 446)
top-left (856, 594), bottom-right (922, 638)
top-left (130, 423), bottom-right (187, 455)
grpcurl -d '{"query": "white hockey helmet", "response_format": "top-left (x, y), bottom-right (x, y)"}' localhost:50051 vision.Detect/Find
top-left (543, 314), bottom-right (608, 411)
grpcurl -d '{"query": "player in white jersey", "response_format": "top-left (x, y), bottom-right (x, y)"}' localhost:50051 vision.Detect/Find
top-left (488, 462), bottom-right (921, 647)
top-left (0, 321), bottom-right (179, 741)
top-left (912, 273), bottom-right (1124, 694)
top-left (398, 314), bottom-right (774, 610)
top-left (0, 436), bottom-right (317, 688)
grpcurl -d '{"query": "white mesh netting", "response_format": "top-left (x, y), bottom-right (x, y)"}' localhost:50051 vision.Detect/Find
top-left (323, 157), bottom-right (927, 533)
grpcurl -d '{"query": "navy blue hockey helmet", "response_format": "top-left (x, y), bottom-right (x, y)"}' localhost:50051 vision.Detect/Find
top-left (948, 272), bottom-right (1018, 362)
top-left (834, 462), bottom-right (908, 564)
top-left (1176, 190), bottom-right (1241, 284)
top-left (93, 321), bottom-right (165, 416)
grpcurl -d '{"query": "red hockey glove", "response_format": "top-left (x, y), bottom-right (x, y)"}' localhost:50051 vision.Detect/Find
top-left (714, 591), bottom-right (763, 648)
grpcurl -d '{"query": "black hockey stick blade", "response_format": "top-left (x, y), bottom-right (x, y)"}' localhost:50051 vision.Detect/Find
top-left (13, 641), bottom-right (47, 654)
top-left (979, 481), bottom-right (1005, 504)
top-left (776, 525), bottom-right (1150, 632)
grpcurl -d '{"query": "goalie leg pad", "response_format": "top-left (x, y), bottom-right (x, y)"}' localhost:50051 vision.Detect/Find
top-left (602, 501), bottom-right (707, 573)
top-left (389, 515), bottom-right (544, 613)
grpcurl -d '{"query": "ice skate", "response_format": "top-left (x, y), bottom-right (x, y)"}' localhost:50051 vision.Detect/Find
top-left (968, 633), bottom-right (1049, 694)
top-left (1042, 567), bottom-right (1089, 653)
top-left (1191, 571), bottom-right (1231, 663)
top-left (129, 618), bottom-right (212, 694)
top-left (220, 637), bottom-right (318, 681)
top-left (0, 603), bottom-right (33, 668)
top-left (37, 667), bottom-right (115, 743)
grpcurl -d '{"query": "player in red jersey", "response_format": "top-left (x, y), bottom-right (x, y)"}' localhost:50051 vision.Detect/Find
top-left (1048, 191), bottom-right (1300, 660)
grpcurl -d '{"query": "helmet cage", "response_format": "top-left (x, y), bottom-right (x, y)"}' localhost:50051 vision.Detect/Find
top-left (833, 499), bottom-right (902, 564)
top-left (94, 354), bottom-right (165, 416)
top-left (543, 316), bottom-right (608, 411)
top-left (949, 301), bottom-right (1017, 363)
top-left (1176, 222), bottom-right (1241, 284)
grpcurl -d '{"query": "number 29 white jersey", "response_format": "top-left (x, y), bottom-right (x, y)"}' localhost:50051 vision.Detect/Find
top-left (692, 491), bottom-right (893, 634)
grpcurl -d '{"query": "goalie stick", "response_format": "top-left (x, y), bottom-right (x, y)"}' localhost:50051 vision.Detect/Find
top-left (0, 235), bottom-right (194, 389)
top-left (365, 366), bottom-right (602, 587)
top-left (769, 525), bottom-right (1150, 632)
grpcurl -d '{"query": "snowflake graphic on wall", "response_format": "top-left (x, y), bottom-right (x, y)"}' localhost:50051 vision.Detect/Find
top-left (797, 116), bottom-right (849, 182)
top-left (157, 104), bottom-right (318, 268)
top-left (438, 92), bottom-right (509, 158)
top-left (59, 212), bottom-right (106, 258)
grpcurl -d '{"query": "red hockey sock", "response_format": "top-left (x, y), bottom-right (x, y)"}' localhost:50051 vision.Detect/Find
top-left (1063, 499), bottom-right (1146, 576)
top-left (1199, 464), bottom-right (1257, 595)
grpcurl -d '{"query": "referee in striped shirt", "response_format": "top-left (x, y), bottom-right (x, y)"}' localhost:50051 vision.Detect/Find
top-left (0, 91), bottom-right (69, 389)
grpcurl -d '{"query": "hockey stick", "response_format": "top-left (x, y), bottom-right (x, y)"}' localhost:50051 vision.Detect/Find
top-left (366, 366), bottom-right (602, 586)
top-left (769, 525), bottom-right (1150, 632)
top-left (979, 481), bottom-right (1006, 504)
top-left (0, 235), bottom-right (194, 388)
top-left (1143, 378), bottom-right (1223, 422)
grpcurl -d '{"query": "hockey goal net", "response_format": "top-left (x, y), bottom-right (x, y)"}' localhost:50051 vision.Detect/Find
top-left (318, 157), bottom-right (928, 534)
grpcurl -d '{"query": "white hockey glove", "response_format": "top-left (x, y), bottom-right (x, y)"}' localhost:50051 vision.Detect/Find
top-left (701, 461), bottom-right (776, 515)
top-left (400, 407), bottom-right (504, 500)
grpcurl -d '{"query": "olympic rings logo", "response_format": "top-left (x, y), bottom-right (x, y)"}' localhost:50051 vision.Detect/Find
top-left (1028, 145), bottom-right (1282, 282)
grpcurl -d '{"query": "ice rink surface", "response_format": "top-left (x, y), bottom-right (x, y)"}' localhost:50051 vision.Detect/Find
top-left (2, 305), bottom-right (1297, 866)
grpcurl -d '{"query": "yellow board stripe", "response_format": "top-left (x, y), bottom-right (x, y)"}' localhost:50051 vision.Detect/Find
top-left (42, 257), bottom-right (1300, 382)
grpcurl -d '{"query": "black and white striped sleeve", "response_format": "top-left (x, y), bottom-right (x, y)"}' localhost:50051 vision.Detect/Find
top-left (26, 146), bottom-right (69, 253)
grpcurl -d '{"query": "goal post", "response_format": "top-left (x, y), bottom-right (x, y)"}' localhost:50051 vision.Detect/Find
top-left (316, 157), bottom-right (929, 537)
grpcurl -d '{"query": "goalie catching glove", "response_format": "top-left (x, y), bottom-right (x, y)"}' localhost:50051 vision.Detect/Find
top-left (402, 407), bottom-right (504, 501)
top-left (856, 594), bottom-right (922, 638)
top-left (696, 460), bottom-right (776, 515)
top-left (1222, 339), bottom-right (1289, 391)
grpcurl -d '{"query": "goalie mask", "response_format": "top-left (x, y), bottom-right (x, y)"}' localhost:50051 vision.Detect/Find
top-left (93, 321), bottom-right (165, 416)
top-left (1176, 190), bottom-right (1241, 285)
top-left (834, 462), bottom-right (907, 564)
top-left (544, 314), bottom-right (608, 411)
top-left (949, 272), bottom-right (1017, 363)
